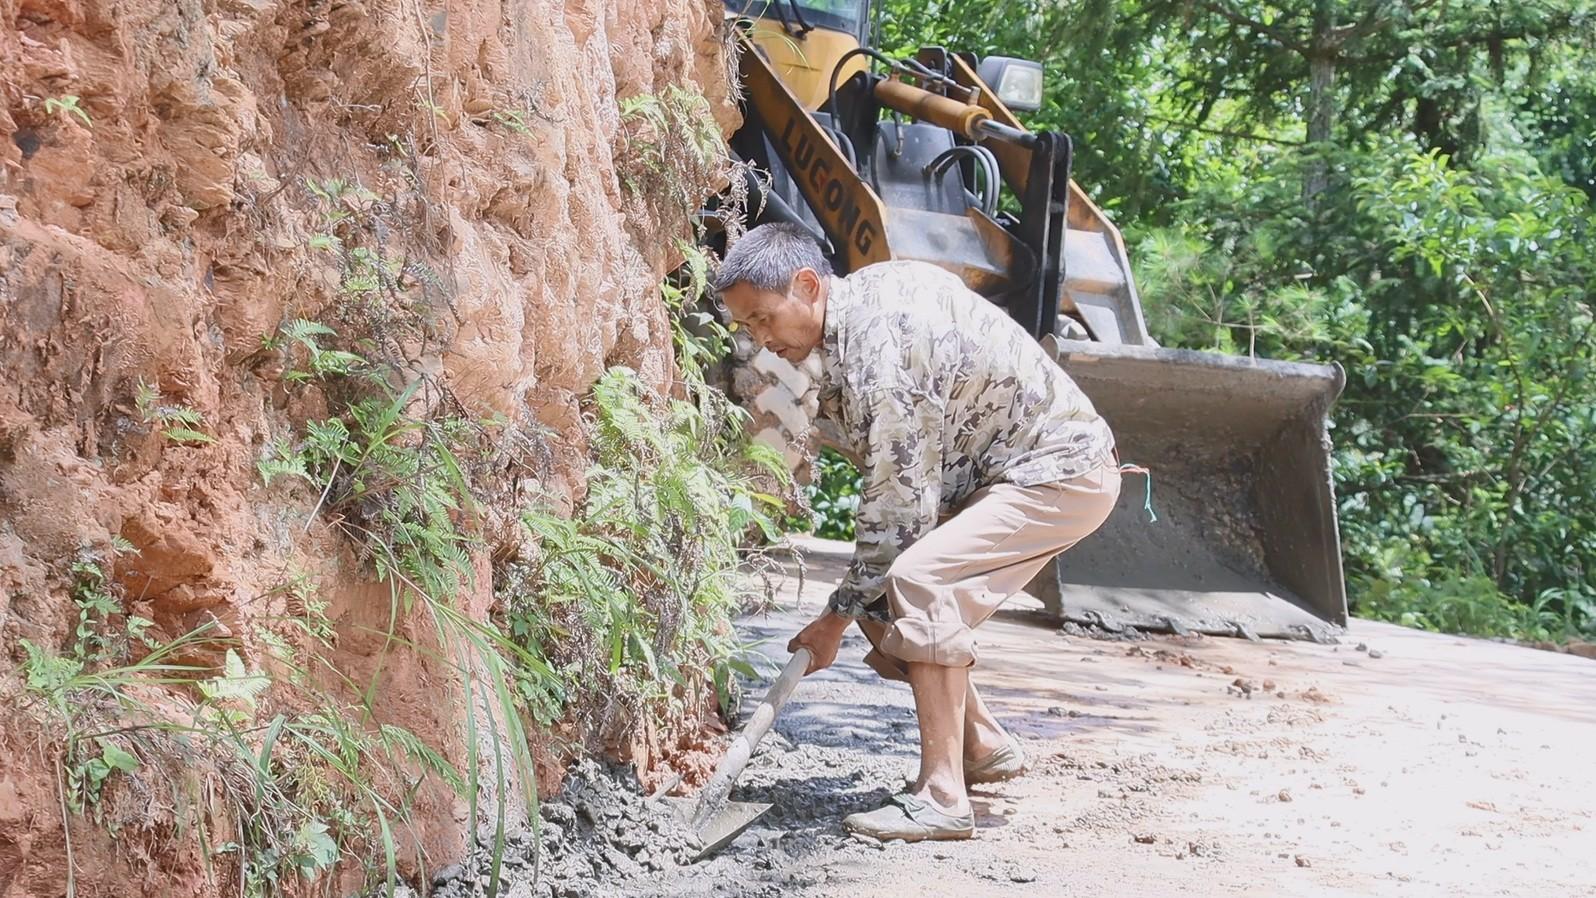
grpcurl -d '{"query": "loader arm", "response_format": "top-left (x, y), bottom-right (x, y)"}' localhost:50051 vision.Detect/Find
top-left (737, 32), bottom-right (892, 271)
top-left (918, 47), bottom-right (1154, 346)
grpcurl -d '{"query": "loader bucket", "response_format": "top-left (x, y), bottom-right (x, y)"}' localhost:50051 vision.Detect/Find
top-left (1029, 340), bottom-right (1349, 641)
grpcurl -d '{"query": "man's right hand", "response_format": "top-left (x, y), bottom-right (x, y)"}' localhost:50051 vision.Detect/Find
top-left (787, 610), bottom-right (850, 675)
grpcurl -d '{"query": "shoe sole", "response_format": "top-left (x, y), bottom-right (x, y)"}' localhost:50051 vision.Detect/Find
top-left (844, 822), bottom-right (975, 843)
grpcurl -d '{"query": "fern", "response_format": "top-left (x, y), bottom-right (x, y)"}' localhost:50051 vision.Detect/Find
top-left (133, 380), bottom-right (214, 445)
top-left (501, 352), bottom-right (794, 724)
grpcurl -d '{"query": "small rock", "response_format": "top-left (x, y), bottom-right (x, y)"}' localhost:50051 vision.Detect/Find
top-left (1278, 789), bottom-right (1293, 802)
top-left (1262, 680), bottom-right (1276, 691)
top-left (1295, 855), bottom-right (1312, 868)
top-left (1368, 649), bottom-right (1384, 659)
top-left (1046, 706), bottom-right (1067, 717)
top-left (1356, 642), bottom-right (1368, 652)
top-left (1134, 833), bottom-right (1157, 844)
top-left (850, 832), bottom-right (888, 850)
top-left (1009, 868), bottom-right (1038, 883)
top-left (432, 864), bottom-right (465, 886)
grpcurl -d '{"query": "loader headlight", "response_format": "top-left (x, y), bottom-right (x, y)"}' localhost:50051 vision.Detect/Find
top-left (977, 57), bottom-right (1044, 113)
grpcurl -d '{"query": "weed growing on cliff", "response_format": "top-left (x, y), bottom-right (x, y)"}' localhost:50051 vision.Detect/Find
top-left (474, 106), bottom-right (533, 135)
top-left (618, 85), bottom-right (727, 229)
top-left (258, 376), bottom-right (544, 893)
top-left (301, 176), bottom-right (451, 370)
top-left (258, 382), bottom-right (474, 604)
top-left (44, 94), bottom-right (91, 126)
top-left (134, 380), bottom-right (214, 445)
top-left (499, 366), bottom-right (787, 733)
top-left (665, 241), bottom-right (736, 390)
top-left (261, 319), bottom-right (368, 383)
top-left (19, 550), bottom-right (465, 898)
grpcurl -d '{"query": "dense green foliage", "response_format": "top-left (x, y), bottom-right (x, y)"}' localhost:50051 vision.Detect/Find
top-left (867, 0), bottom-right (1596, 639)
top-left (500, 366), bottom-right (789, 729)
top-left (804, 447), bottom-right (863, 540)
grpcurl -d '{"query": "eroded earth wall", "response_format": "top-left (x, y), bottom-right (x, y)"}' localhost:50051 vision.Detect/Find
top-left (0, 0), bottom-right (735, 893)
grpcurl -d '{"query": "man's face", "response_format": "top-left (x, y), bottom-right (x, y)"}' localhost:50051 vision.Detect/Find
top-left (720, 268), bottom-right (826, 364)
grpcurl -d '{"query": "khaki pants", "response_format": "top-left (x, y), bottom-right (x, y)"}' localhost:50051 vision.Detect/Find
top-left (862, 453), bottom-right (1121, 681)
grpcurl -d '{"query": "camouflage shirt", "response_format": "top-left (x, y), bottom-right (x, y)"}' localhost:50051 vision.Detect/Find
top-left (816, 261), bottom-right (1115, 619)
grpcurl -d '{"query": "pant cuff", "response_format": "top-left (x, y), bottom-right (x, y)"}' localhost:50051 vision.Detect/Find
top-left (880, 618), bottom-right (978, 668)
top-left (862, 648), bottom-right (910, 682)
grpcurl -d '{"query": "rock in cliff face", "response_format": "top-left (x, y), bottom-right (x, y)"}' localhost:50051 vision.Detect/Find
top-left (0, 0), bottom-right (736, 894)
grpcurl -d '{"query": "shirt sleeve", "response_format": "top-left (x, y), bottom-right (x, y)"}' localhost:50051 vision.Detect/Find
top-left (827, 371), bottom-right (945, 619)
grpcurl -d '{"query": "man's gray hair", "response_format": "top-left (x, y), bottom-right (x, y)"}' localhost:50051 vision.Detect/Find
top-left (713, 223), bottom-right (829, 293)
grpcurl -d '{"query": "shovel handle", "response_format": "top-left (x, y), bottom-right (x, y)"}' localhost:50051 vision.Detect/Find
top-left (736, 647), bottom-right (810, 751)
top-left (689, 648), bottom-right (811, 828)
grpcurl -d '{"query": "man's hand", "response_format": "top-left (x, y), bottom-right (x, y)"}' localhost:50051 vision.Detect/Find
top-left (787, 610), bottom-right (850, 675)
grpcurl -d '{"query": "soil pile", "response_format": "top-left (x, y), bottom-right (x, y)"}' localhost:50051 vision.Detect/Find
top-left (433, 759), bottom-right (702, 898)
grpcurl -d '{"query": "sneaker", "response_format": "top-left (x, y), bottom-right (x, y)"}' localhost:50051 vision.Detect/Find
top-left (842, 793), bottom-right (975, 842)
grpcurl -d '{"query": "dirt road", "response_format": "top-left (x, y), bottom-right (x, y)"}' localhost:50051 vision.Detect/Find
top-left (440, 537), bottom-right (1596, 898)
top-left (646, 536), bottom-right (1595, 898)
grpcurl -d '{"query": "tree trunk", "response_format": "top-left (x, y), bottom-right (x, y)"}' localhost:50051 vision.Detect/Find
top-left (1303, 0), bottom-right (1335, 205)
top-left (1304, 52), bottom-right (1335, 201)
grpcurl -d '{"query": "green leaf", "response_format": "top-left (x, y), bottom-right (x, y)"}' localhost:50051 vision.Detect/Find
top-left (198, 649), bottom-right (271, 709)
top-left (96, 739), bottom-right (140, 774)
top-left (163, 427), bottom-right (215, 445)
top-left (293, 818), bottom-right (339, 873)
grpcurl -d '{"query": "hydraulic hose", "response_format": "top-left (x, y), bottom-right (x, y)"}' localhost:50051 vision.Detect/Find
top-left (925, 145), bottom-right (1000, 217)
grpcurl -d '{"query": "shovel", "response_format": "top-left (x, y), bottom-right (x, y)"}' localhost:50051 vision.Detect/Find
top-left (663, 647), bottom-right (812, 858)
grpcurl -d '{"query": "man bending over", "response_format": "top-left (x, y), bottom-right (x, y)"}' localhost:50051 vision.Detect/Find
top-left (715, 223), bottom-right (1121, 842)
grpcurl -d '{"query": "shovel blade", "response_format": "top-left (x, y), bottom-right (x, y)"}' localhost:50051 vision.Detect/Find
top-left (662, 796), bottom-right (773, 858)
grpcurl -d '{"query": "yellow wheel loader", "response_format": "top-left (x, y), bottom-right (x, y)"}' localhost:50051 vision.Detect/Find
top-left (715, 0), bottom-right (1348, 641)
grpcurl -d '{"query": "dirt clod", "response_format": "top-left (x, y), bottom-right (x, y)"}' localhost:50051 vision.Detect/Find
top-left (1295, 855), bottom-right (1312, 868)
